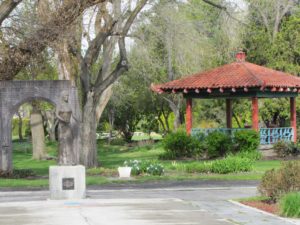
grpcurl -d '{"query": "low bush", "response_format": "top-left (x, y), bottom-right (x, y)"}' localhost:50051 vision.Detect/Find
top-left (205, 131), bottom-right (232, 158)
top-left (210, 156), bottom-right (253, 174)
top-left (185, 162), bottom-right (212, 173)
top-left (109, 138), bottom-right (127, 146)
top-left (185, 156), bottom-right (253, 174)
top-left (232, 150), bottom-right (262, 161)
top-left (258, 161), bottom-right (300, 201)
top-left (162, 131), bottom-right (203, 159)
top-left (233, 130), bottom-right (260, 152)
top-left (124, 159), bottom-right (143, 175)
top-left (123, 160), bottom-right (164, 176)
top-left (146, 163), bottom-right (164, 176)
top-left (0, 169), bottom-right (36, 178)
top-left (280, 192), bottom-right (300, 218)
top-left (273, 141), bottom-right (288, 157)
top-left (274, 141), bottom-right (300, 158)
top-left (87, 167), bottom-right (118, 176)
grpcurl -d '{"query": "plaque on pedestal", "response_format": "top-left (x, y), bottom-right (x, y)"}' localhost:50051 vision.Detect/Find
top-left (49, 165), bottom-right (86, 200)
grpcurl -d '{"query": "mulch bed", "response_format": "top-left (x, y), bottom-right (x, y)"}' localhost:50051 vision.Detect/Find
top-left (240, 200), bottom-right (279, 215)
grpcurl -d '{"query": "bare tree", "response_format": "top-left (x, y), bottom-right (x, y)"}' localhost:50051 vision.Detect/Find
top-left (37, 0), bottom-right (148, 167)
top-left (80, 0), bottom-right (148, 167)
top-left (0, 0), bottom-right (107, 80)
top-left (248, 0), bottom-right (298, 41)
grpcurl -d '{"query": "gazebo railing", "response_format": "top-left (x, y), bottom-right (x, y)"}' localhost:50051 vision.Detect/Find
top-left (191, 127), bottom-right (294, 145)
top-left (191, 128), bottom-right (248, 137)
top-left (260, 127), bottom-right (293, 145)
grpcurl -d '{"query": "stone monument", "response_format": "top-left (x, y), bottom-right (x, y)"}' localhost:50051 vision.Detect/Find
top-left (49, 91), bottom-right (85, 200)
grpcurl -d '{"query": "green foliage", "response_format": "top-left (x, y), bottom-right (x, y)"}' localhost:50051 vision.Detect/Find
top-left (162, 131), bottom-right (203, 159)
top-left (205, 131), bottom-right (232, 158)
top-left (185, 162), bottom-right (212, 173)
top-left (123, 159), bottom-right (164, 176)
top-left (273, 141), bottom-right (300, 158)
top-left (185, 156), bottom-right (253, 174)
top-left (124, 159), bottom-right (143, 175)
top-left (258, 161), bottom-right (300, 201)
top-left (12, 118), bottom-right (30, 138)
top-left (243, 6), bottom-right (300, 127)
top-left (86, 167), bottom-right (117, 177)
top-left (280, 192), bottom-right (300, 218)
top-left (233, 150), bottom-right (262, 161)
top-left (110, 138), bottom-right (127, 146)
top-left (273, 141), bottom-right (289, 157)
top-left (233, 130), bottom-right (260, 152)
top-left (146, 163), bottom-right (164, 176)
top-left (0, 169), bottom-right (36, 179)
top-left (210, 156), bottom-right (253, 174)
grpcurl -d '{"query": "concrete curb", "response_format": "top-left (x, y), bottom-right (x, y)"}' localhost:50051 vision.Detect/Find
top-left (228, 200), bottom-right (300, 225)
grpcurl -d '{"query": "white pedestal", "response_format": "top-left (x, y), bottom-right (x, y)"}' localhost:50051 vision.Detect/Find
top-left (49, 165), bottom-right (86, 200)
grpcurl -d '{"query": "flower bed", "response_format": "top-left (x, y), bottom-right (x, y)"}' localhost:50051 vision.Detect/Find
top-left (240, 200), bottom-right (278, 215)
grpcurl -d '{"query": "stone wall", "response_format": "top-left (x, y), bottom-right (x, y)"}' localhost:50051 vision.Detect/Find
top-left (0, 81), bottom-right (81, 172)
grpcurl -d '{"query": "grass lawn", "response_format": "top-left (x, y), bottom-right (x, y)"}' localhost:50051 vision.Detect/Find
top-left (0, 140), bottom-right (282, 188)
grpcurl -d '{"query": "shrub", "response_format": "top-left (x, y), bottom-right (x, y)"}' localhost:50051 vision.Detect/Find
top-left (185, 162), bottom-right (212, 173)
top-left (110, 138), bottom-right (126, 146)
top-left (274, 141), bottom-right (300, 158)
top-left (287, 142), bottom-right (300, 156)
top-left (233, 130), bottom-right (260, 152)
top-left (12, 118), bottom-right (30, 138)
top-left (280, 192), bottom-right (300, 218)
top-left (87, 167), bottom-right (117, 176)
top-left (232, 150), bottom-right (262, 161)
top-left (124, 159), bottom-right (143, 175)
top-left (162, 131), bottom-right (203, 159)
top-left (210, 156), bottom-right (253, 174)
top-left (273, 141), bottom-right (288, 157)
top-left (205, 131), bottom-right (232, 158)
top-left (258, 161), bottom-right (300, 201)
top-left (146, 163), bottom-right (164, 176)
top-left (0, 169), bottom-right (36, 178)
top-left (123, 160), bottom-right (164, 176)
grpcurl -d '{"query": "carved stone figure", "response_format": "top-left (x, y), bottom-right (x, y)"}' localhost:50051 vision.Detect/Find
top-left (56, 91), bottom-right (75, 165)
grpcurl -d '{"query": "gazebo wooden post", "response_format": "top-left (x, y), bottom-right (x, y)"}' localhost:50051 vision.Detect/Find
top-left (186, 98), bottom-right (193, 135)
top-left (252, 97), bottom-right (259, 131)
top-left (226, 99), bottom-right (232, 129)
top-left (290, 97), bottom-right (297, 143)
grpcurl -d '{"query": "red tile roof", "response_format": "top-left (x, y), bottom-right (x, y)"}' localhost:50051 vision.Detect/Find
top-left (152, 61), bottom-right (300, 93)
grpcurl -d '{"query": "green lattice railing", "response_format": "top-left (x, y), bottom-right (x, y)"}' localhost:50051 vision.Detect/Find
top-left (191, 127), bottom-right (294, 145)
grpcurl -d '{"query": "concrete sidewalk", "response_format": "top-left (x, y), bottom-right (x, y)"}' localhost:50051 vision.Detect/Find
top-left (0, 183), bottom-right (299, 225)
top-left (0, 198), bottom-right (230, 225)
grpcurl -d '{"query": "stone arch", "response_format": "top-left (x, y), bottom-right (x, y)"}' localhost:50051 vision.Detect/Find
top-left (0, 81), bottom-right (81, 172)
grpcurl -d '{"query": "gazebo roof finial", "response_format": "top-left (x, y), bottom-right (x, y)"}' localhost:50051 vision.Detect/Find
top-left (236, 50), bottom-right (246, 62)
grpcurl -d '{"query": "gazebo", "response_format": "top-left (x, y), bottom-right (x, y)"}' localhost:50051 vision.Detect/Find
top-left (152, 52), bottom-right (300, 145)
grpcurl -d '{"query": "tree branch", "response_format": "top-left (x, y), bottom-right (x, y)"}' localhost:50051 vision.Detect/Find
top-left (202, 0), bottom-right (248, 26)
top-left (202, 0), bottom-right (226, 10)
top-left (0, 0), bottom-right (106, 81)
top-left (94, 0), bottom-right (148, 95)
top-left (0, 0), bottom-right (22, 25)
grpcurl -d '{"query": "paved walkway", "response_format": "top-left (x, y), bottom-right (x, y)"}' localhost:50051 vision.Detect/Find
top-left (0, 181), bottom-right (299, 225)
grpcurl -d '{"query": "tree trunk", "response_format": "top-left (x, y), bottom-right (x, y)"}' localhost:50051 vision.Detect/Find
top-left (45, 110), bottom-right (56, 141)
top-left (96, 86), bottom-right (113, 122)
top-left (30, 107), bottom-right (46, 160)
top-left (233, 112), bottom-right (241, 128)
top-left (108, 107), bottom-right (115, 144)
top-left (164, 97), bottom-right (182, 131)
top-left (17, 111), bottom-right (23, 141)
top-left (81, 92), bottom-right (98, 167)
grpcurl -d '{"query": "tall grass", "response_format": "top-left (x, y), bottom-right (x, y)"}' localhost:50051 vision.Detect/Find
top-left (280, 192), bottom-right (300, 218)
